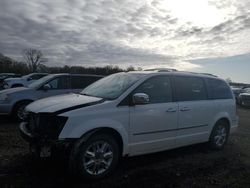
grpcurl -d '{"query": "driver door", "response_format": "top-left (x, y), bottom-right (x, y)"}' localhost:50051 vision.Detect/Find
top-left (129, 76), bottom-right (178, 155)
top-left (37, 76), bottom-right (71, 99)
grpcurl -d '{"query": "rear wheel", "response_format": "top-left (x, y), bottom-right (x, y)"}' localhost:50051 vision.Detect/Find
top-left (209, 120), bottom-right (229, 150)
top-left (73, 133), bottom-right (120, 179)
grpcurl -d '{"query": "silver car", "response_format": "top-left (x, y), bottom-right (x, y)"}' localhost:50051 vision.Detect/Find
top-left (0, 73), bottom-right (103, 120)
top-left (239, 88), bottom-right (250, 107)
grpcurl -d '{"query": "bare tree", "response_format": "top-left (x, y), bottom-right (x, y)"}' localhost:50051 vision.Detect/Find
top-left (22, 48), bottom-right (46, 72)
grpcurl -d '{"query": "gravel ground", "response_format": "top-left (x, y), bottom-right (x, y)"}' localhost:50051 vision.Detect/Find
top-left (0, 107), bottom-right (250, 188)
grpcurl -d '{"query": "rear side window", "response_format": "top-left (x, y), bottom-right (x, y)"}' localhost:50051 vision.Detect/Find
top-left (175, 76), bottom-right (207, 101)
top-left (31, 74), bottom-right (46, 80)
top-left (46, 76), bottom-right (70, 89)
top-left (206, 78), bottom-right (233, 99)
top-left (71, 76), bottom-right (101, 89)
top-left (133, 76), bottom-right (173, 104)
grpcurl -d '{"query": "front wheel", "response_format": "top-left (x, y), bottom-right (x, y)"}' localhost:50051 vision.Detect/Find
top-left (209, 120), bottom-right (229, 150)
top-left (74, 133), bottom-right (120, 179)
top-left (13, 101), bottom-right (31, 121)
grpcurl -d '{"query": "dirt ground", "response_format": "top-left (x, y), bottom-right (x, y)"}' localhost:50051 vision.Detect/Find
top-left (0, 107), bottom-right (250, 188)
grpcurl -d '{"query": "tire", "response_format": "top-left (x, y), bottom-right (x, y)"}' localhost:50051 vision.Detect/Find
top-left (13, 101), bottom-right (31, 121)
top-left (73, 133), bottom-right (120, 179)
top-left (209, 120), bottom-right (229, 150)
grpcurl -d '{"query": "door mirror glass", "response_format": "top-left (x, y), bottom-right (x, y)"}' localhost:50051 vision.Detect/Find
top-left (133, 93), bottom-right (149, 105)
top-left (42, 84), bottom-right (51, 91)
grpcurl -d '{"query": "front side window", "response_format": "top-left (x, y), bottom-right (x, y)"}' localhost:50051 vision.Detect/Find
top-left (133, 76), bottom-right (173, 104)
top-left (175, 76), bottom-right (207, 101)
top-left (45, 76), bottom-right (70, 89)
top-left (28, 74), bottom-right (55, 89)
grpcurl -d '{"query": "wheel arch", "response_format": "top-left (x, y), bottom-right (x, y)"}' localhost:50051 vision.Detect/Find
top-left (12, 99), bottom-right (34, 114)
top-left (210, 116), bottom-right (231, 136)
top-left (80, 127), bottom-right (124, 156)
top-left (68, 126), bottom-right (126, 175)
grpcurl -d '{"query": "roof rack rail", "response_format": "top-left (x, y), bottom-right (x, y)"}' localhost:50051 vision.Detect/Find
top-left (199, 73), bottom-right (218, 77)
top-left (143, 68), bottom-right (178, 72)
top-left (178, 71), bottom-right (218, 77)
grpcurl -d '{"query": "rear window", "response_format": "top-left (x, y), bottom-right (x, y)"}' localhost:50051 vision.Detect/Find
top-left (206, 78), bottom-right (233, 99)
top-left (71, 76), bottom-right (101, 89)
top-left (175, 76), bottom-right (207, 101)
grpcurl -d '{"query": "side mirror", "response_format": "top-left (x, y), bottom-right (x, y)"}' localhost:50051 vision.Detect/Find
top-left (132, 93), bottom-right (150, 105)
top-left (27, 77), bottom-right (32, 81)
top-left (42, 84), bottom-right (51, 91)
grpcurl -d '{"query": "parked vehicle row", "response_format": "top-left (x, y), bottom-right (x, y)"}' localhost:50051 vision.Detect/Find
top-left (3, 73), bottom-right (48, 89)
top-left (0, 74), bottom-right (103, 121)
top-left (238, 88), bottom-right (250, 107)
top-left (19, 70), bottom-right (238, 179)
top-left (231, 86), bottom-right (250, 107)
top-left (0, 73), bottom-right (22, 89)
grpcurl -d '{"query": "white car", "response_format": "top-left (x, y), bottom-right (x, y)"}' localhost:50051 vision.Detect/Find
top-left (3, 73), bottom-right (48, 89)
top-left (20, 71), bottom-right (238, 179)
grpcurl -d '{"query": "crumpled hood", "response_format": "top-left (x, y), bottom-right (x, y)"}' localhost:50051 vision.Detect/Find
top-left (0, 87), bottom-right (29, 95)
top-left (26, 93), bottom-right (103, 114)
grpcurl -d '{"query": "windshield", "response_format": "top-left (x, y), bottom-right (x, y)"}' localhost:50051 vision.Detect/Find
top-left (81, 72), bottom-right (144, 100)
top-left (28, 74), bottom-right (55, 89)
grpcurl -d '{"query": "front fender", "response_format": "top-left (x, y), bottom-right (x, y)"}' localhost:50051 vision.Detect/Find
top-left (59, 118), bottom-right (129, 155)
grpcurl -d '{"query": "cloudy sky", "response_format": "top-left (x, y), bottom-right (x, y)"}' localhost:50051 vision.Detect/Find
top-left (0, 0), bottom-right (250, 83)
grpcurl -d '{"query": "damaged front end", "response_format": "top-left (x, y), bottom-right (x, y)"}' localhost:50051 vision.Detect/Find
top-left (19, 112), bottom-right (73, 157)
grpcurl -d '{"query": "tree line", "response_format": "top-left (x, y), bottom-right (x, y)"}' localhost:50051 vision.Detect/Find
top-left (0, 49), bottom-right (137, 76)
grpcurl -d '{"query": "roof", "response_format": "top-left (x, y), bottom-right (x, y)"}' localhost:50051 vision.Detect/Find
top-left (127, 70), bottom-right (218, 79)
top-left (47, 73), bottom-right (104, 77)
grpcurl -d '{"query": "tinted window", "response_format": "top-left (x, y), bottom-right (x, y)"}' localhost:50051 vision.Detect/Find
top-left (71, 76), bottom-right (101, 89)
top-left (175, 76), bottom-right (207, 101)
top-left (134, 76), bottom-right (172, 104)
top-left (206, 78), bottom-right (233, 99)
top-left (31, 74), bottom-right (45, 80)
top-left (46, 76), bottom-right (70, 89)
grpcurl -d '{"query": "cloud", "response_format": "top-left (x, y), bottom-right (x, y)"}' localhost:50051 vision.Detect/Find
top-left (0, 0), bottom-right (249, 69)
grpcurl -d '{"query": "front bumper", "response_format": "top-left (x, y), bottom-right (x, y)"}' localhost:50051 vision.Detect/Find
top-left (241, 100), bottom-right (250, 107)
top-left (19, 122), bottom-right (75, 146)
top-left (19, 122), bottom-right (37, 143)
top-left (230, 116), bottom-right (239, 134)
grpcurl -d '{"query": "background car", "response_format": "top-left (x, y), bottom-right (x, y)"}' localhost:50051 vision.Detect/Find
top-left (0, 73), bottom-right (103, 120)
top-left (231, 86), bottom-right (243, 104)
top-left (239, 88), bottom-right (250, 107)
top-left (3, 73), bottom-right (48, 89)
top-left (0, 73), bottom-right (22, 89)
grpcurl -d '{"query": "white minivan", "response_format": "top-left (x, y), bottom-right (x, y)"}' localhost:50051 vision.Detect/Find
top-left (20, 71), bottom-right (238, 179)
